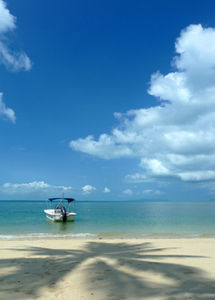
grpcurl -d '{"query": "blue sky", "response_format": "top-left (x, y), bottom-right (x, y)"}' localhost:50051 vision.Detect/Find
top-left (1, 0), bottom-right (215, 200)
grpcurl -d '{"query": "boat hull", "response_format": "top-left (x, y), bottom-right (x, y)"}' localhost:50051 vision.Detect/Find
top-left (44, 209), bottom-right (76, 222)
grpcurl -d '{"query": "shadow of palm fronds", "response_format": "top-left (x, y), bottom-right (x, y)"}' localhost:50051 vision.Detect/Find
top-left (0, 241), bottom-right (215, 299)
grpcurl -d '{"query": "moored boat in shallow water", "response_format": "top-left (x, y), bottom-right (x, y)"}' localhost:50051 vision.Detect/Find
top-left (44, 195), bottom-right (76, 222)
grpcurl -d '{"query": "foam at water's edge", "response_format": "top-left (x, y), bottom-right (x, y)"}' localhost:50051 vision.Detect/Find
top-left (0, 233), bottom-right (97, 240)
top-left (1, 232), bottom-right (215, 240)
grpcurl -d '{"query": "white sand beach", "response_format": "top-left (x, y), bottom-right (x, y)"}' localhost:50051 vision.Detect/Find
top-left (0, 238), bottom-right (215, 299)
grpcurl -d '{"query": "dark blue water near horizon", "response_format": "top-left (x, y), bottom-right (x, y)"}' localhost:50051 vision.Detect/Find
top-left (1, 200), bottom-right (215, 238)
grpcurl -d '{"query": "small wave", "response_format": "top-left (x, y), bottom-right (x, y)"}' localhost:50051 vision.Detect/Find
top-left (0, 232), bottom-right (97, 240)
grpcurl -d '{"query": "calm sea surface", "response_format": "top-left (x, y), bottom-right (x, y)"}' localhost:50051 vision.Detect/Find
top-left (1, 200), bottom-right (215, 238)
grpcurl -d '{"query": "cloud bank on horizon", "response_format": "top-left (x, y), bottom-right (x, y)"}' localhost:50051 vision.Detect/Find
top-left (1, 181), bottom-right (73, 195)
top-left (0, 0), bottom-right (32, 122)
top-left (0, 181), bottom-right (110, 197)
top-left (70, 24), bottom-right (215, 183)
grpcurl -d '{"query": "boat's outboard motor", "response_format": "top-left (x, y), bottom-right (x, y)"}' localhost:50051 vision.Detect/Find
top-left (60, 206), bottom-right (67, 222)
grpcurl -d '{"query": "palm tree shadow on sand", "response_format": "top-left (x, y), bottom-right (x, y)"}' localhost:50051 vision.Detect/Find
top-left (0, 241), bottom-right (215, 299)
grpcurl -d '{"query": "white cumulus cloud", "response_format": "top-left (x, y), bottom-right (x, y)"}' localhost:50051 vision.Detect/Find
top-left (123, 189), bottom-right (133, 195)
top-left (0, 0), bottom-right (32, 123)
top-left (0, 41), bottom-right (32, 71)
top-left (0, 0), bottom-right (15, 33)
top-left (0, 92), bottom-right (15, 122)
top-left (143, 189), bottom-right (162, 195)
top-left (70, 24), bottom-right (215, 183)
top-left (0, 0), bottom-right (32, 71)
top-left (103, 187), bottom-right (110, 193)
top-left (82, 184), bottom-right (96, 194)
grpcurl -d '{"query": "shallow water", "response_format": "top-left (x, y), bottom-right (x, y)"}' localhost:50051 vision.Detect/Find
top-left (1, 200), bottom-right (215, 238)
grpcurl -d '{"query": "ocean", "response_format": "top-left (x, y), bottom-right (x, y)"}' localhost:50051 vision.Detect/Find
top-left (1, 200), bottom-right (215, 238)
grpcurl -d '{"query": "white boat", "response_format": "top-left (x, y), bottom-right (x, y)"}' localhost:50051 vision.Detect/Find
top-left (44, 195), bottom-right (76, 222)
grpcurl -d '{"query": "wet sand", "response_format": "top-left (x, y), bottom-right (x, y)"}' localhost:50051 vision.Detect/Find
top-left (0, 238), bottom-right (215, 299)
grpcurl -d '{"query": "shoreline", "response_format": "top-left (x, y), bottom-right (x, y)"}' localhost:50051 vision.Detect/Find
top-left (1, 232), bottom-right (215, 240)
top-left (1, 238), bottom-right (215, 299)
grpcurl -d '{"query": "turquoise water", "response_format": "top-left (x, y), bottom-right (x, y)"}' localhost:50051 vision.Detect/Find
top-left (1, 200), bottom-right (215, 238)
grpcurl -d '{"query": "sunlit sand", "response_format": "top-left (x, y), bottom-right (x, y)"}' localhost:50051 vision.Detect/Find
top-left (0, 238), bottom-right (215, 299)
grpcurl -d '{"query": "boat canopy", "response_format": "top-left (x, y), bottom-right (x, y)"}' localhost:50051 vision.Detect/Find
top-left (48, 198), bottom-right (75, 203)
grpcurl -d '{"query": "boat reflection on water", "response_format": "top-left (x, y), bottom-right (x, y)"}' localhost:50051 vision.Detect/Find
top-left (56, 221), bottom-right (76, 232)
top-left (45, 217), bottom-right (76, 234)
